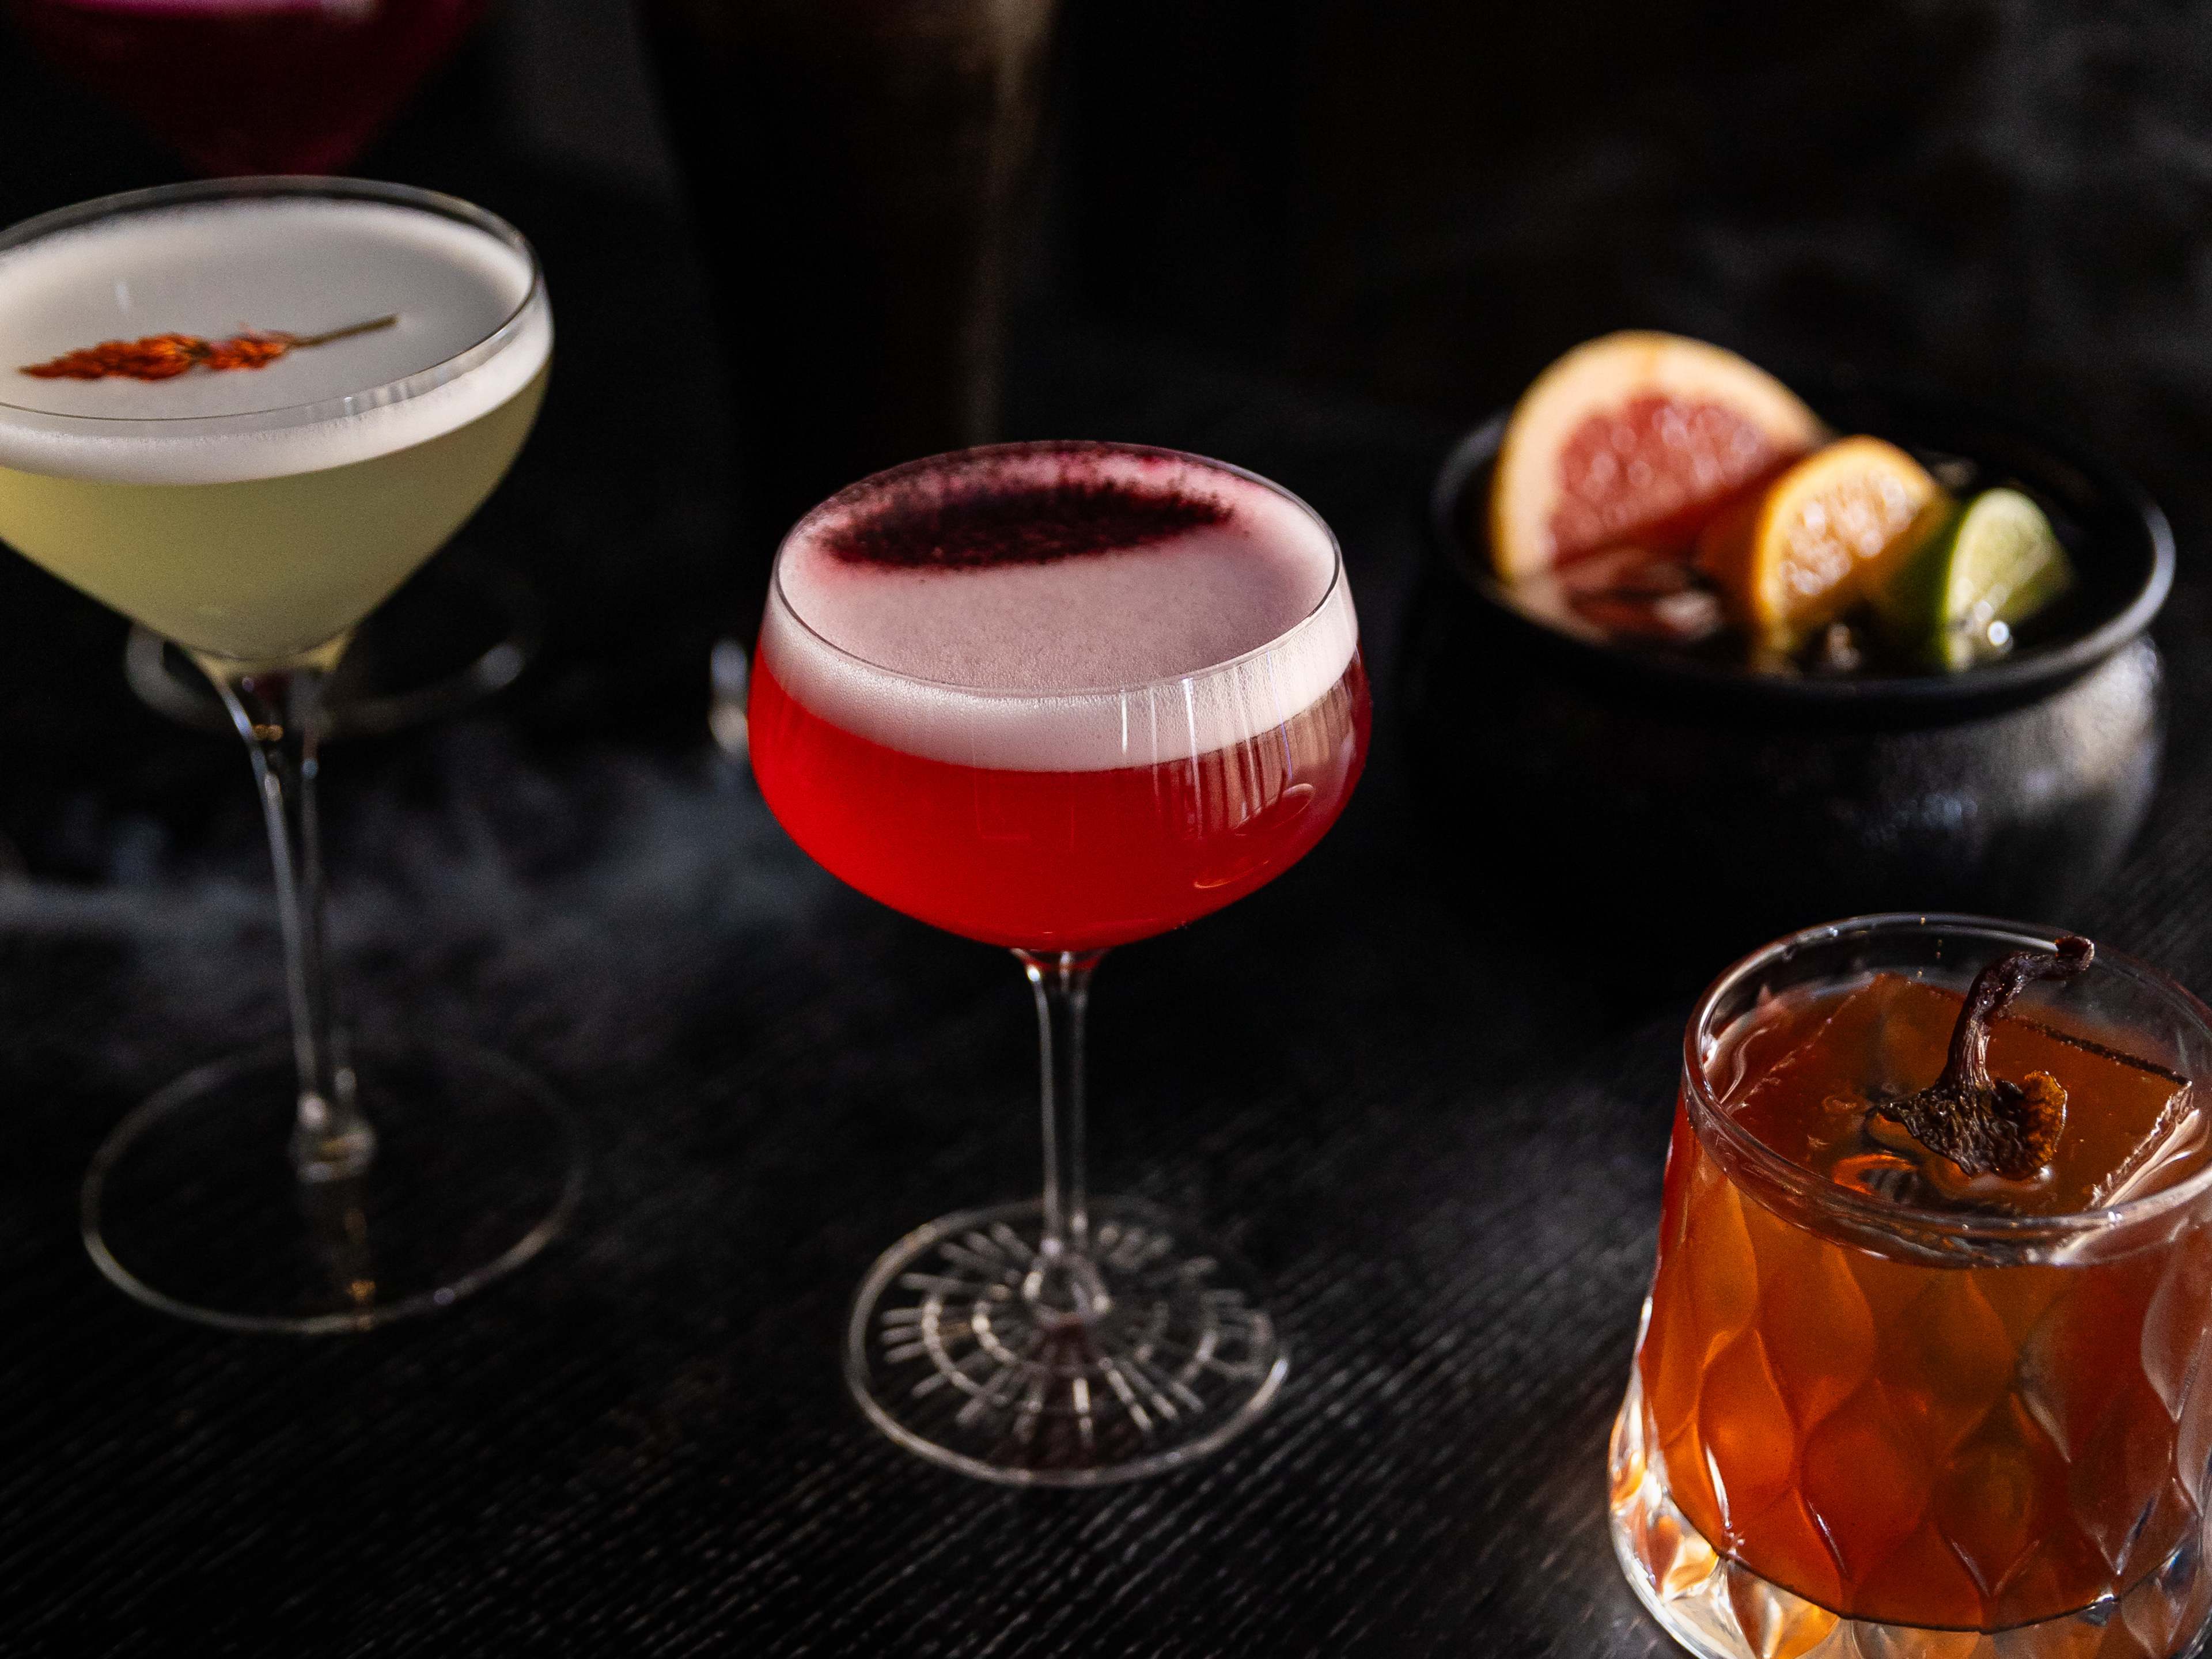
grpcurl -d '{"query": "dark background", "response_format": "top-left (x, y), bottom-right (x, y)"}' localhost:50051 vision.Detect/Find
top-left (2, 1), bottom-right (2208, 732)
top-left (3, 0), bottom-right (2207, 868)
top-left (3, 5), bottom-right (2210, 1654)
top-left (8, 2), bottom-right (2207, 496)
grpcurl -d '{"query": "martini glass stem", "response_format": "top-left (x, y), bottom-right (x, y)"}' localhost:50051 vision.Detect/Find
top-left (199, 646), bottom-right (374, 1183)
top-left (1016, 948), bottom-right (1108, 1319)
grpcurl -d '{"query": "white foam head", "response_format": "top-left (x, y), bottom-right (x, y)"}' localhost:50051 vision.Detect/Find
top-left (760, 442), bottom-right (1359, 771)
top-left (0, 184), bottom-right (551, 484)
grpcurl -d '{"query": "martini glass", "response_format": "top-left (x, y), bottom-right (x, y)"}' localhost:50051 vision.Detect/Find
top-left (749, 440), bottom-right (1371, 1483)
top-left (3, 1), bottom-right (533, 741)
top-left (0, 177), bottom-right (579, 1331)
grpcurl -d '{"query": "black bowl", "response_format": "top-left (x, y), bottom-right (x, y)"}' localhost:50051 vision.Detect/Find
top-left (1404, 385), bottom-right (2174, 948)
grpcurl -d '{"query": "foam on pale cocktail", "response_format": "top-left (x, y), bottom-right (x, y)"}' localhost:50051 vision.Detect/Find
top-left (761, 443), bottom-right (1357, 771)
top-left (0, 193), bottom-right (550, 661)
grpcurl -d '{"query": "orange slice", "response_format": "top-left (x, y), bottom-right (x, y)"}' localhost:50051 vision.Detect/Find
top-left (1694, 437), bottom-right (1946, 645)
top-left (1488, 331), bottom-right (1824, 579)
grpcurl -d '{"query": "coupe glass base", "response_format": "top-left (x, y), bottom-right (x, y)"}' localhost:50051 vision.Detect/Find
top-left (1608, 1365), bottom-right (2212, 1659)
top-left (83, 1038), bottom-right (582, 1334)
top-left (846, 1196), bottom-right (1287, 1487)
top-left (123, 555), bottom-right (539, 741)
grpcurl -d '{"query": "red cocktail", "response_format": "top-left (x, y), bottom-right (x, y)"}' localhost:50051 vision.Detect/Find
top-left (750, 440), bottom-right (1368, 1484)
top-left (749, 660), bottom-right (1365, 947)
top-left (749, 652), bottom-right (1364, 951)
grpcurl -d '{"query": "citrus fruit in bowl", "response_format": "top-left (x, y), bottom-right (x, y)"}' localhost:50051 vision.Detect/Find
top-left (1486, 331), bottom-right (1825, 581)
top-left (1692, 435), bottom-right (1945, 651)
top-left (1868, 487), bottom-right (2074, 671)
top-left (1413, 376), bottom-right (2174, 942)
top-left (1477, 332), bottom-right (2101, 680)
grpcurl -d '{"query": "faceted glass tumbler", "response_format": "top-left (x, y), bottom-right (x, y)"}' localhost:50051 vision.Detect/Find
top-left (1611, 914), bottom-right (2212, 1659)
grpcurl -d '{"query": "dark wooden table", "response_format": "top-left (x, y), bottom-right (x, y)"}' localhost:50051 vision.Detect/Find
top-left (6, 172), bottom-right (2212, 1658)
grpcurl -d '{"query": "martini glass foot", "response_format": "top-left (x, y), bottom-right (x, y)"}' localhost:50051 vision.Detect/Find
top-left (124, 555), bottom-right (540, 741)
top-left (846, 1196), bottom-right (1287, 1486)
top-left (84, 1037), bottom-right (581, 1334)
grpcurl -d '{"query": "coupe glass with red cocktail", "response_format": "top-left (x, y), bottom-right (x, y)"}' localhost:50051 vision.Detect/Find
top-left (750, 440), bottom-right (1369, 1484)
top-left (1615, 914), bottom-right (2212, 1659)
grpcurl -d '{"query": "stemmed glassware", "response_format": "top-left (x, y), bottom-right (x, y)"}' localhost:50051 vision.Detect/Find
top-left (749, 440), bottom-right (1370, 1482)
top-left (0, 177), bottom-right (579, 1330)
top-left (4, 1), bottom-right (534, 741)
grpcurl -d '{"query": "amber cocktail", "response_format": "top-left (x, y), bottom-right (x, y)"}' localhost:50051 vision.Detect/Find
top-left (1612, 915), bottom-right (2212, 1659)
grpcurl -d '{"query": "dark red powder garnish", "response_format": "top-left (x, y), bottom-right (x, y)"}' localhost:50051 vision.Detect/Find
top-left (817, 449), bottom-right (1232, 569)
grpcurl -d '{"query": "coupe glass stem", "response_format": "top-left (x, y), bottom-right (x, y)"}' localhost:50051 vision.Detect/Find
top-left (198, 645), bottom-right (375, 1184)
top-left (1015, 948), bottom-right (1108, 1320)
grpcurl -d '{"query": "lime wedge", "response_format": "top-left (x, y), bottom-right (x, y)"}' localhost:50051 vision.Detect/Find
top-left (1868, 487), bottom-right (2072, 670)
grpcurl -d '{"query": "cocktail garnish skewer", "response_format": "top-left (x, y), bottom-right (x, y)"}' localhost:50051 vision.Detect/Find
top-left (1863, 934), bottom-right (2094, 1191)
top-left (19, 313), bottom-right (397, 381)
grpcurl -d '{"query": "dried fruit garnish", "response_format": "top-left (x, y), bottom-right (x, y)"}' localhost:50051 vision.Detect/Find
top-left (19, 314), bottom-right (396, 381)
top-left (1864, 935), bottom-right (2093, 1187)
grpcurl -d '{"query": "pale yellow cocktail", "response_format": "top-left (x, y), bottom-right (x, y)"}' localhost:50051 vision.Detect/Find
top-left (0, 179), bottom-right (572, 1335)
top-left (0, 191), bottom-right (552, 664)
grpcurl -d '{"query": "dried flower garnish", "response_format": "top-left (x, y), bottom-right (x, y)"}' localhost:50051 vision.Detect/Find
top-left (19, 314), bottom-right (396, 382)
top-left (1864, 935), bottom-right (2094, 1187)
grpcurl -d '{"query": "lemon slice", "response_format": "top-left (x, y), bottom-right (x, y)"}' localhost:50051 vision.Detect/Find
top-left (1869, 488), bottom-right (2072, 669)
top-left (1695, 435), bottom-right (1945, 648)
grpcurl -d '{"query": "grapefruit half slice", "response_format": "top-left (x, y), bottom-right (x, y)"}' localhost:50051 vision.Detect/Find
top-left (1487, 332), bottom-right (1824, 579)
